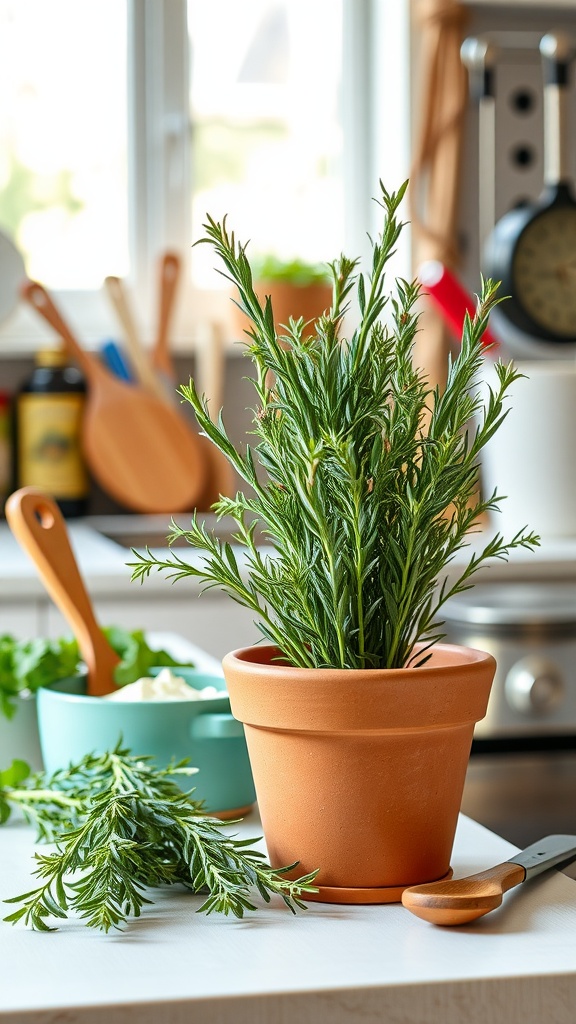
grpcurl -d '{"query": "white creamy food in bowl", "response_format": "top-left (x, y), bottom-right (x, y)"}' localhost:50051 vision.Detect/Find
top-left (103, 667), bottom-right (226, 702)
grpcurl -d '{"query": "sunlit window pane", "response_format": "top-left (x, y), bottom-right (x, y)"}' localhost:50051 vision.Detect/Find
top-left (0, 0), bottom-right (128, 288)
top-left (188, 0), bottom-right (344, 287)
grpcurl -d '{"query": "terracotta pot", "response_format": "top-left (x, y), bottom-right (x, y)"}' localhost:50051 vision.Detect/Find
top-left (231, 280), bottom-right (332, 339)
top-left (222, 642), bottom-right (496, 905)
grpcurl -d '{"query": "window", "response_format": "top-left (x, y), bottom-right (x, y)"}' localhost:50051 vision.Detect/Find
top-left (188, 1), bottom-right (344, 288)
top-left (0, 0), bottom-right (410, 350)
top-left (0, 0), bottom-right (128, 288)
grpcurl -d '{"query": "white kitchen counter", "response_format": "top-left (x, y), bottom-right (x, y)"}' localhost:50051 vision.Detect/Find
top-left (0, 520), bottom-right (264, 658)
top-left (3, 514), bottom-right (576, 660)
top-left (0, 520), bottom-right (201, 599)
top-left (1, 812), bottom-right (576, 1024)
top-left (3, 517), bottom-right (576, 600)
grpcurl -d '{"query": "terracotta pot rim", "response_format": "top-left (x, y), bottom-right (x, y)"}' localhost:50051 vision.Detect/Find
top-left (223, 641), bottom-right (494, 679)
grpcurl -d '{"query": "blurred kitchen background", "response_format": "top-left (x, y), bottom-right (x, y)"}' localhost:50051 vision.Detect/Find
top-left (2, 0), bottom-right (576, 855)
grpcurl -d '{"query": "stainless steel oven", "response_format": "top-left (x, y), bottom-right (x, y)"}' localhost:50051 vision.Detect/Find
top-left (442, 581), bottom-right (576, 741)
top-left (443, 580), bottom-right (576, 857)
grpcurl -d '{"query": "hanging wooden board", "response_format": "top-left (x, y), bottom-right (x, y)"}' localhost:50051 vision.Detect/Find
top-left (22, 280), bottom-right (208, 513)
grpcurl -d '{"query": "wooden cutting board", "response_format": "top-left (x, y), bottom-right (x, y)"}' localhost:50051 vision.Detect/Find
top-left (22, 280), bottom-right (208, 513)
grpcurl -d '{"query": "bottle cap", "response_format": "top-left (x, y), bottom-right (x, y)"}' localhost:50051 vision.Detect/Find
top-left (35, 347), bottom-right (67, 367)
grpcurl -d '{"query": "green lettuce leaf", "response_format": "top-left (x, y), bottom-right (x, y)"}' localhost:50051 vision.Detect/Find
top-left (103, 627), bottom-right (195, 687)
top-left (0, 629), bottom-right (195, 716)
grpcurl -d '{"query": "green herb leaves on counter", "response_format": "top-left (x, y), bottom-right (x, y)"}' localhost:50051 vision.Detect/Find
top-left (2, 745), bottom-right (318, 932)
top-left (0, 629), bottom-right (195, 718)
top-left (0, 635), bottom-right (79, 718)
top-left (0, 758), bottom-right (81, 838)
top-left (0, 759), bottom-right (31, 824)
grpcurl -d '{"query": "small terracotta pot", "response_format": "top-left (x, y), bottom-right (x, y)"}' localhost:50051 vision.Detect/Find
top-left (222, 643), bottom-right (496, 904)
top-left (259, 280), bottom-right (332, 334)
top-left (231, 280), bottom-right (332, 339)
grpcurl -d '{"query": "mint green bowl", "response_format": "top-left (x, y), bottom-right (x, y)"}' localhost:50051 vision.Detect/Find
top-left (36, 667), bottom-right (256, 817)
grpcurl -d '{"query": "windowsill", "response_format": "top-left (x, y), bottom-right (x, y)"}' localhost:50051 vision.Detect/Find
top-left (0, 286), bottom-right (247, 358)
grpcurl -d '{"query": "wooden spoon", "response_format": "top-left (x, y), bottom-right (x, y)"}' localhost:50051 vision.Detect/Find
top-left (151, 250), bottom-right (181, 384)
top-left (5, 488), bottom-right (119, 696)
top-left (402, 833), bottom-right (576, 926)
top-left (402, 862), bottom-right (526, 926)
top-left (22, 280), bottom-right (208, 513)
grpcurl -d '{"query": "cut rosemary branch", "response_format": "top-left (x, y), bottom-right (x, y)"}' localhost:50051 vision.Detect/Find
top-left (1, 746), bottom-right (318, 932)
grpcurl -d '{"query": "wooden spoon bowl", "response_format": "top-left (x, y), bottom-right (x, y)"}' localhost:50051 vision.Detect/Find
top-left (401, 862), bottom-right (526, 926)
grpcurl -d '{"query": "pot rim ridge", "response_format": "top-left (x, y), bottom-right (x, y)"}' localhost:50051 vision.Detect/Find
top-left (223, 641), bottom-right (496, 678)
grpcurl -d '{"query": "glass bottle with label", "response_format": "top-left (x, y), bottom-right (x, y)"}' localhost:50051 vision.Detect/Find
top-left (15, 348), bottom-right (89, 517)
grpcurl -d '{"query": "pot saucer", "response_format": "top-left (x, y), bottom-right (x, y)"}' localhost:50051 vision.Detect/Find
top-left (301, 867), bottom-right (454, 905)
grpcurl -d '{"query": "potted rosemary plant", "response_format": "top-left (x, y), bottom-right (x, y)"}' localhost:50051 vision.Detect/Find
top-left (131, 181), bottom-right (538, 904)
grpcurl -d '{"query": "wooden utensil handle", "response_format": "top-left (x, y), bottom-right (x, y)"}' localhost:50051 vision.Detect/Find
top-left (401, 860), bottom-right (526, 926)
top-left (195, 321), bottom-right (226, 418)
top-left (104, 276), bottom-right (168, 402)
top-left (20, 280), bottom-right (96, 380)
top-left (4, 488), bottom-right (119, 696)
top-left (158, 252), bottom-right (181, 328)
top-left (429, 861), bottom-right (526, 898)
top-left (152, 251), bottom-right (181, 382)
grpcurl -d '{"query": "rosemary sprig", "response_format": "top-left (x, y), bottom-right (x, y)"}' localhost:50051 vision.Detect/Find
top-left (129, 181), bottom-right (539, 669)
top-left (1, 747), bottom-right (318, 932)
top-left (0, 759), bottom-right (81, 841)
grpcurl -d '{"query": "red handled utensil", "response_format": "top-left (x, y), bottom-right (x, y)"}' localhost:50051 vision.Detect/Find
top-left (418, 260), bottom-right (500, 350)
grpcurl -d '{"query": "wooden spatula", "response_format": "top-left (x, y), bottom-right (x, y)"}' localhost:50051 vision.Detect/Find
top-left (22, 280), bottom-right (208, 513)
top-left (5, 488), bottom-right (119, 696)
top-left (402, 833), bottom-right (576, 926)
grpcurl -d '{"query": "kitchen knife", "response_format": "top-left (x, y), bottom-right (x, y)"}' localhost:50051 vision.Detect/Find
top-left (402, 834), bottom-right (576, 926)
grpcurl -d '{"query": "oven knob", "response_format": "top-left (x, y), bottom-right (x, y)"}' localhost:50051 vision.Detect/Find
top-left (504, 657), bottom-right (565, 715)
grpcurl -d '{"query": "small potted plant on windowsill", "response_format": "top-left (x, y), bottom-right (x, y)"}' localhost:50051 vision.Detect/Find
top-left (231, 253), bottom-right (332, 339)
top-left (131, 181), bottom-right (538, 905)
